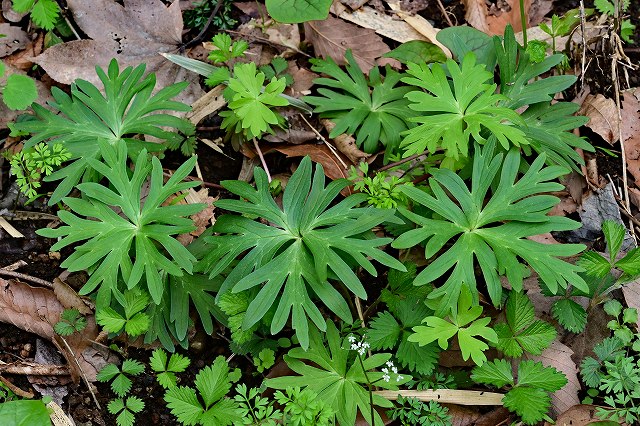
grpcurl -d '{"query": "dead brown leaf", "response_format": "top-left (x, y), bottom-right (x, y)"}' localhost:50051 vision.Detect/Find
top-left (320, 119), bottom-right (371, 164)
top-left (0, 24), bottom-right (28, 58)
top-left (526, 340), bottom-right (580, 416)
top-left (622, 278), bottom-right (640, 327)
top-left (462, 0), bottom-right (489, 33)
top-left (0, 279), bottom-right (108, 382)
top-left (447, 404), bottom-right (482, 426)
top-left (274, 143), bottom-right (353, 183)
top-left (578, 94), bottom-right (618, 145)
top-left (33, 0), bottom-right (203, 105)
top-left (233, 1), bottom-right (268, 19)
top-left (304, 15), bottom-right (390, 72)
top-left (621, 88), bottom-right (640, 186)
top-left (550, 404), bottom-right (601, 426)
top-left (287, 62), bottom-right (318, 96)
top-left (463, 0), bottom-right (553, 35)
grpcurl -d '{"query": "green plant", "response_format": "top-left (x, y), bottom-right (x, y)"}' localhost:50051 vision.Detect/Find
top-left (259, 57), bottom-right (293, 87)
top-left (253, 348), bottom-right (275, 373)
top-left (108, 396), bottom-right (145, 426)
top-left (96, 290), bottom-right (150, 337)
top-left (14, 59), bottom-right (194, 205)
top-left (0, 399), bottom-right (51, 426)
top-left (409, 285), bottom-right (497, 366)
top-left (197, 156), bottom-right (405, 348)
top-left (37, 140), bottom-right (204, 310)
top-left (348, 162), bottom-right (413, 209)
top-left (54, 308), bottom-right (87, 336)
top-left (539, 8), bottom-right (593, 52)
top-left (387, 396), bottom-right (451, 426)
top-left (392, 142), bottom-right (586, 316)
top-left (8, 142), bottom-right (70, 200)
top-left (472, 359), bottom-right (567, 424)
top-left (603, 301), bottom-right (638, 344)
top-left (98, 359), bottom-right (145, 398)
top-left (12, 0), bottom-right (59, 30)
top-left (150, 349), bottom-right (191, 389)
top-left (266, 321), bottom-right (409, 426)
top-left (305, 51), bottom-right (414, 158)
top-left (219, 62), bottom-right (288, 140)
top-left (274, 387), bottom-right (335, 426)
top-left (493, 291), bottom-right (556, 357)
top-left (265, 0), bottom-right (332, 23)
top-left (400, 53), bottom-right (528, 163)
top-left (595, 0), bottom-right (635, 43)
top-left (208, 34), bottom-right (248, 65)
top-left (183, 0), bottom-right (236, 31)
top-left (234, 384), bottom-right (282, 425)
top-left (165, 356), bottom-right (242, 426)
top-left (0, 61), bottom-right (38, 110)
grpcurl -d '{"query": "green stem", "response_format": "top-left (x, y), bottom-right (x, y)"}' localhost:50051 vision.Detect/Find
top-left (357, 354), bottom-right (377, 426)
top-left (519, 0), bottom-right (528, 48)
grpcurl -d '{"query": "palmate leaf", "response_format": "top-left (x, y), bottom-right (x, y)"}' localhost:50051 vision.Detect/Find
top-left (14, 59), bottom-right (193, 204)
top-left (37, 140), bottom-right (205, 310)
top-left (392, 142), bottom-right (586, 316)
top-left (305, 51), bottom-right (414, 157)
top-left (400, 53), bottom-right (528, 160)
top-left (266, 321), bottom-right (410, 426)
top-left (551, 298), bottom-right (587, 333)
top-left (198, 156), bottom-right (405, 348)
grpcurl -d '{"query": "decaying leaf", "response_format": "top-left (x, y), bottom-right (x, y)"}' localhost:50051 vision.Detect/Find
top-left (526, 340), bottom-right (580, 416)
top-left (0, 278), bottom-right (109, 382)
top-left (33, 0), bottom-right (203, 105)
top-left (550, 404), bottom-right (601, 426)
top-left (622, 278), bottom-right (640, 327)
top-left (385, 0), bottom-right (451, 57)
top-left (320, 118), bottom-right (371, 164)
top-left (578, 94), bottom-right (618, 145)
top-left (0, 24), bottom-right (29, 58)
top-left (304, 15), bottom-right (391, 72)
top-left (273, 143), bottom-right (354, 187)
top-left (462, 0), bottom-right (552, 35)
top-left (462, 0), bottom-right (490, 33)
top-left (621, 88), bottom-right (640, 186)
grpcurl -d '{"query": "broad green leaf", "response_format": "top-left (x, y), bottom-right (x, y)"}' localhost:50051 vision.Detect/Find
top-left (12, 0), bottom-right (36, 12)
top-left (471, 358), bottom-right (514, 387)
top-left (29, 0), bottom-right (58, 29)
top-left (436, 26), bottom-right (496, 69)
top-left (393, 142), bottom-right (586, 316)
top-left (0, 400), bottom-right (50, 426)
top-left (266, 321), bottom-right (410, 426)
top-left (3, 74), bottom-right (38, 110)
top-left (383, 40), bottom-right (447, 65)
top-left (37, 141), bottom-right (204, 310)
top-left (503, 387), bottom-right (551, 425)
top-left (517, 360), bottom-right (567, 391)
top-left (305, 51), bottom-right (414, 158)
top-left (96, 307), bottom-right (126, 334)
top-left (617, 248), bottom-right (640, 278)
top-left (578, 251), bottom-right (613, 278)
top-left (14, 59), bottom-right (193, 204)
top-left (199, 156), bottom-right (405, 348)
top-left (602, 220), bottom-right (626, 260)
top-left (551, 299), bottom-right (587, 333)
top-left (265, 0), bottom-right (332, 23)
top-left (165, 387), bottom-right (204, 426)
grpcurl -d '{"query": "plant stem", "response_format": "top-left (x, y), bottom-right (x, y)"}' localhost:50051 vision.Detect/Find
top-left (252, 138), bottom-right (272, 182)
top-left (357, 354), bottom-right (377, 426)
top-left (519, 0), bottom-right (528, 48)
top-left (376, 150), bottom-right (429, 173)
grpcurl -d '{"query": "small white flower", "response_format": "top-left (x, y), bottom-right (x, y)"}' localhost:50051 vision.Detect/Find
top-left (362, 342), bottom-right (370, 349)
top-left (348, 335), bottom-right (357, 343)
top-left (382, 374), bottom-right (390, 382)
top-left (381, 368), bottom-right (388, 374)
top-left (396, 375), bottom-right (404, 382)
top-left (386, 361), bottom-right (394, 368)
top-left (392, 366), bottom-right (398, 374)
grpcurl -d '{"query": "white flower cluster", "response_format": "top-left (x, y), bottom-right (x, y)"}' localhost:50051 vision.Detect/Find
top-left (347, 334), bottom-right (370, 355)
top-left (381, 360), bottom-right (404, 383)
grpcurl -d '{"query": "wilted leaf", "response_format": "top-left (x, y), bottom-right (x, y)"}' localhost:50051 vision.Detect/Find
top-left (320, 118), bottom-right (371, 164)
top-left (578, 94), bottom-right (618, 145)
top-left (304, 15), bottom-right (390, 72)
top-left (33, 0), bottom-right (203, 105)
top-left (551, 404), bottom-right (602, 426)
top-left (0, 23), bottom-right (29, 57)
top-left (525, 340), bottom-right (580, 416)
top-left (622, 278), bottom-right (640, 327)
top-left (462, 0), bottom-right (552, 35)
top-left (0, 278), bottom-right (108, 382)
top-left (621, 88), bottom-right (640, 186)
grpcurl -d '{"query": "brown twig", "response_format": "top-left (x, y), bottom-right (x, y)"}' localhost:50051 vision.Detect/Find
top-left (253, 138), bottom-right (272, 182)
top-left (0, 270), bottom-right (53, 288)
top-left (435, 0), bottom-right (454, 27)
top-left (182, 0), bottom-right (224, 50)
top-left (0, 362), bottom-right (69, 376)
top-left (376, 151), bottom-right (429, 173)
top-left (299, 113), bottom-right (349, 170)
top-left (0, 375), bottom-right (34, 399)
top-left (57, 336), bottom-right (100, 410)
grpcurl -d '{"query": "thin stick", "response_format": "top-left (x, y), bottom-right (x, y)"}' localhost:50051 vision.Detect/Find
top-left (0, 375), bottom-right (33, 399)
top-left (579, 2), bottom-right (587, 89)
top-left (376, 151), bottom-right (429, 173)
top-left (435, 0), bottom-right (454, 27)
top-left (58, 336), bottom-right (100, 410)
top-left (252, 138), bottom-right (272, 182)
top-left (355, 297), bottom-right (365, 328)
top-left (182, 0), bottom-right (224, 50)
top-left (299, 114), bottom-right (349, 170)
top-left (0, 270), bottom-right (53, 288)
top-left (374, 389), bottom-right (504, 405)
top-left (1, 261), bottom-right (27, 272)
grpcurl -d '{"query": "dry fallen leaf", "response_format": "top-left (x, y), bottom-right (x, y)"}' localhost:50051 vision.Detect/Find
top-left (622, 278), bottom-right (640, 327)
top-left (0, 278), bottom-right (108, 382)
top-left (274, 143), bottom-right (354, 184)
top-left (304, 15), bottom-right (391, 72)
top-left (550, 404), bottom-right (601, 426)
top-left (463, 0), bottom-right (552, 35)
top-left (621, 88), bottom-right (640, 186)
top-left (526, 340), bottom-right (580, 416)
top-left (33, 0), bottom-right (203, 105)
top-left (578, 94), bottom-right (618, 145)
top-left (0, 23), bottom-right (29, 58)
top-left (320, 118), bottom-right (371, 164)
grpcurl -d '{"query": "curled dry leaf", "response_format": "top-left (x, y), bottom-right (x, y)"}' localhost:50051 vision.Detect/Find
top-left (622, 278), bottom-right (640, 327)
top-left (320, 118), bottom-right (371, 164)
top-left (463, 0), bottom-right (552, 35)
top-left (578, 94), bottom-right (618, 145)
top-left (0, 24), bottom-right (29, 58)
top-left (549, 404), bottom-right (601, 426)
top-left (33, 0), bottom-right (203, 105)
top-left (304, 15), bottom-right (391, 72)
top-left (525, 340), bottom-right (580, 416)
top-left (0, 278), bottom-right (108, 382)
top-left (621, 88), bottom-right (640, 186)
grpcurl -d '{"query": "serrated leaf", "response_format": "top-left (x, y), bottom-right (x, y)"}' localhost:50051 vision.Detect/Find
top-left (150, 349), bottom-right (168, 373)
top-left (3, 74), bottom-right (38, 110)
top-left (577, 251), bottom-right (612, 278)
top-left (471, 358), bottom-right (514, 387)
top-left (165, 386), bottom-right (203, 426)
top-left (0, 400), bottom-right (50, 426)
top-left (96, 307), bottom-right (126, 334)
top-left (157, 372), bottom-right (178, 389)
top-left (551, 299), bottom-right (587, 333)
top-left (124, 313), bottom-right (149, 337)
top-left (580, 357), bottom-right (603, 388)
top-left (517, 360), bottom-right (567, 391)
top-left (111, 373), bottom-right (133, 397)
top-left (503, 386), bottom-right (551, 425)
top-left (617, 248), bottom-right (640, 278)
top-left (265, 0), bottom-right (332, 23)
top-left (30, 0), bottom-right (59, 30)
top-left (199, 156), bottom-right (405, 348)
top-left (368, 312), bottom-right (402, 350)
top-left (97, 363), bottom-right (120, 382)
top-left (602, 220), bottom-right (626, 260)
top-left (195, 357), bottom-right (232, 408)
top-left (126, 396), bottom-right (144, 413)
top-left (37, 140), bottom-right (204, 310)
top-left (393, 142), bottom-right (586, 316)
top-left (121, 359), bottom-right (144, 376)
top-left (108, 398), bottom-right (125, 415)
top-left (168, 353), bottom-right (191, 373)
top-left (12, 0), bottom-right (36, 13)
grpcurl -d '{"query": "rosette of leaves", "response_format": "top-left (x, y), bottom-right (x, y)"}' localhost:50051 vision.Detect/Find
top-left (197, 156), bottom-right (405, 348)
top-left (400, 53), bottom-right (528, 162)
top-left (14, 59), bottom-right (194, 204)
top-left (392, 142), bottom-right (587, 316)
top-left (472, 359), bottom-right (567, 425)
top-left (37, 140), bottom-right (205, 310)
top-left (494, 25), bottom-right (592, 172)
top-left (266, 321), bottom-right (410, 426)
top-left (305, 51), bottom-right (414, 158)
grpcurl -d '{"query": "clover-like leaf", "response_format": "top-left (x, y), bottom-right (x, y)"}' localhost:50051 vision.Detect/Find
top-left (266, 321), bottom-right (410, 426)
top-left (392, 142), bottom-right (586, 316)
top-left (14, 59), bottom-right (193, 204)
top-left (401, 53), bottom-right (528, 160)
top-left (409, 285), bottom-right (497, 365)
top-left (305, 51), bottom-right (415, 157)
top-left (37, 140), bottom-right (205, 310)
top-left (198, 156), bottom-right (405, 348)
